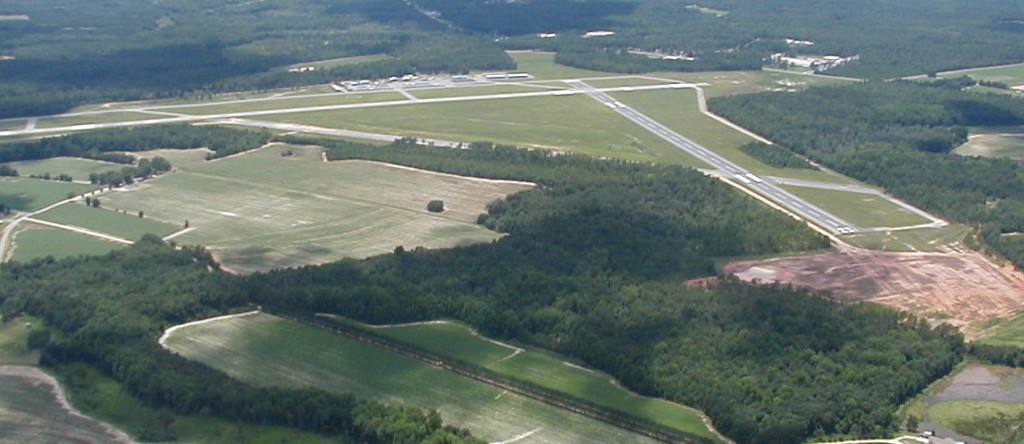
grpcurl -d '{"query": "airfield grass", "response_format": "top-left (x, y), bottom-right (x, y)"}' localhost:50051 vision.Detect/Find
top-left (582, 76), bottom-right (678, 88)
top-left (376, 320), bottom-right (723, 442)
top-left (0, 177), bottom-right (97, 212)
top-left (164, 313), bottom-right (665, 444)
top-left (97, 144), bottom-right (528, 273)
top-left (34, 203), bottom-right (180, 241)
top-left (8, 225), bottom-right (124, 262)
top-left (928, 401), bottom-right (1024, 444)
top-left (2, 157), bottom-right (122, 180)
top-left (264, 95), bottom-right (707, 167)
top-left (0, 120), bottom-right (26, 131)
top-left (34, 112), bottom-right (159, 129)
top-left (46, 362), bottom-right (346, 444)
top-left (159, 91), bottom-right (406, 116)
top-left (652, 70), bottom-right (855, 98)
top-left (0, 316), bottom-right (42, 365)
top-left (938, 63), bottom-right (1024, 86)
top-left (506, 51), bottom-right (612, 80)
top-left (408, 83), bottom-right (556, 99)
top-left (780, 186), bottom-right (932, 228)
top-left (610, 88), bottom-right (848, 182)
top-left (846, 224), bottom-right (969, 252)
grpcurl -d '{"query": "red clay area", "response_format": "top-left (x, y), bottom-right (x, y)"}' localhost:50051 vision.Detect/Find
top-left (724, 246), bottom-right (1024, 337)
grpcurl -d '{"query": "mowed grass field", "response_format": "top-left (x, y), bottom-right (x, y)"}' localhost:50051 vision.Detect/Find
top-left (9, 225), bottom-right (124, 262)
top-left (846, 224), bottom-right (969, 252)
top-left (780, 186), bottom-right (932, 228)
top-left (505, 51), bottom-right (611, 80)
top-left (33, 111), bottom-right (160, 129)
top-left (98, 144), bottom-right (531, 273)
top-left (375, 320), bottom-right (724, 443)
top-left (0, 177), bottom-right (97, 212)
top-left (34, 203), bottom-right (180, 241)
top-left (938, 63), bottom-right (1024, 87)
top-left (408, 83), bottom-right (557, 99)
top-left (264, 95), bottom-right (707, 166)
top-left (651, 70), bottom-right (856, 98)
top-left (159, 91), bottom-right (406, 116)
top-left (164, 313), bottom-right (666, 444)
top-left (3, 157), bottom-right (122, 180)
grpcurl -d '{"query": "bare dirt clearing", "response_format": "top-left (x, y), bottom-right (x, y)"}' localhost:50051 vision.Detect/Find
top-left (725, 245), bottom-right (1024, 337)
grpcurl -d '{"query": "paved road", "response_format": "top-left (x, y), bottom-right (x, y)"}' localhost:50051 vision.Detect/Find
top-left (568, 80), bottom-right (860, 235)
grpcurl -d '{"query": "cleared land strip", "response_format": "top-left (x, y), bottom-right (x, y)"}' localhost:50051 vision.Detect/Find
top-left (274, 311), bottom-right (713, 444)
top-left (22, 217), bottom-right (133, 244)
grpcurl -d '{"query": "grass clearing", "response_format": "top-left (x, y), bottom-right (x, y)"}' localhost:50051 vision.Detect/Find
top-left (955, 126), bottom-right (1024, 161)
top-left (164, 313), bottom-right (665, 444)
top-left (611, 88), bottom-right (848, 181)
top-left (98, 145), bottom-right (529, 273)
top-left (507, 51), bottom-right (612, 80)
top-left (0, 316), bottom-right (42, 365)
top-left (0, 177), bottom-right (97, 212)
top-left (845, 224), bottom-right (969, 252)
top-left (651, 70), bottom-right (854, 98)
top-left (780, 186), bottom-right (932, 228)
top-left (9, 224), bottom-right (124, 262)
top-left (34, 202), bottom-right (180, 240)
top-left (279, 54), bottom-right (393, 71)
top-left (2, 157), bottom-right (123, 180)
top-left (928, 401), bottom-right (1024, 444)
top-left (264, 95), bottom-right (707, 166)
top-left (408, 83), bottom-right (555, 99)
top-left (376, 320), bottom-right (724, 442)
top-left (583, 77), bottom-right (678, 88)
top-left (159, 91), bottom-right (406, 116)
top-left (34, 112), bottom-right (159, 129)
top-left (978, 315), bottom-right (1024, 348)
top-left (938, 63), bottom-right (1024, 87)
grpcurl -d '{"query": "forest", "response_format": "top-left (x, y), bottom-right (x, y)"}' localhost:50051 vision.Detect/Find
top-left (709, 80), bottom-right (1024, 268)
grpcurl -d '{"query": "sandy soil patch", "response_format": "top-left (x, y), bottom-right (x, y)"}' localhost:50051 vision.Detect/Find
top-left (724, 245), bottom-right (1024, 337)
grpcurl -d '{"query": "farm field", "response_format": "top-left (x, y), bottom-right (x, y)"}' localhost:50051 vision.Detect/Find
top-left (34, 203), bottom-right (180, 241)
top-left (0, 177), bottom-right (96, 212)
top-left (903, 364), bottom-right (1024, 444)
top-left (780, 186), bottom-right (932, 228)
top-left (264, 95), bottom-right (707, 166)
top-left (159, 91), bottom-right (406, 116)
top-left (375, 320), bottom-right (724, 442)
top-left (2, 157), bottom-right (122, 180)
top-left (610, 88), bottom-right (851, 183)
top-left (954, 126), bottom-right (1024, 161)
top-left (0, 368), bottom-right (134, 444)
top-left (8, 225), bottom-right (124, 262)
top-left (163, 313), bottom-right (667, 444)
top-left (34, 112), bottom-right (159, 129)
top-left (98, 144), bottom-right (530, 273)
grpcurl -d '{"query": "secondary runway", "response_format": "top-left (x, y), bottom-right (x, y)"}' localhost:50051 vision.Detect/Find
top-left (567, 80), bottom-right (862, 235)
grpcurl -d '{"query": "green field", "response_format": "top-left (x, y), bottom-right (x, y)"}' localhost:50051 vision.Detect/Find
top-left (9, 225), bottom-right (124, 262)
top-left (506, 51), bottom-right (612, 80)
top-left (159, 91), bottom-right (406, 116)
top-left (610, 88), bottom-right (851, 182)
top-left (979, 314), bottom-right (1024, 348)
top-left (164, 313), bottom-right (666, 444)
top-left (954, 126), bottom-right (1024, 161)
top-left (34, 203), bottom-right (180, 241)
top-left (928, 401), bottom-right (1024, 444)
top-left (781, 186), bottom-right (932, 228)
top-left (583, 77), bottom-right (678, 88)
top-left (408, 83), bottom-right (556, 99)
top-left (651, 70), bottom-right (855, 98)
top-left (34, 112), bottom-right (159, 129)
top-left (376, 320), bottom-right (723, 442)
top-left (98, 144), bottom-right (530, 273)
top-left (2, 157), bottom-right (122, 181)
top-left (0, 316), bottom-right (42, 365)
top-left (938, 63), bottom-right (1024, 87)
top-left (0, 177), bottom-right (97, 212)
top-left (846, 224), bottom-right (969, 252)
top-left (265, 95), bottom-right (706, 166)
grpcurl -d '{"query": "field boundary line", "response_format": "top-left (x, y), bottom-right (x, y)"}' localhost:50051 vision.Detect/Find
top-left (158, 310), bottom-right (260, 346)
top-left (0, 366), bottom-right (138, 444)
top-left (24, 218), bottom-right (134, 245)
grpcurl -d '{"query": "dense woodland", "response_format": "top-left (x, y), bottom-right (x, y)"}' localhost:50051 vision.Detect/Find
top-left (2, 0), bottom-right (1024, 117)
top-left (0, 136), bottom-right (967, 444)
top-left (710, 81), bottom-right (1024, 268)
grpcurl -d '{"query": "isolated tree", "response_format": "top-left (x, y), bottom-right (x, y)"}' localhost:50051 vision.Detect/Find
top-left (84, 196), bottom-right (92, 207)
top-left (91, 197), bottom-right (101, 208)
top-left (139, 210), bottom-right (144, 218)
top-left (427, 200), bottom-right (445, 213)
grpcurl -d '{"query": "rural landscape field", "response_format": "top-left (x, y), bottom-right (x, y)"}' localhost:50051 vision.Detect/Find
top-left (3, 0), bottom-right (1024, 443)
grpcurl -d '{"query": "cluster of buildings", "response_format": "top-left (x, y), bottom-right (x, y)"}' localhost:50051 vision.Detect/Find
top-left (769, 53), bottom-right (859, 72)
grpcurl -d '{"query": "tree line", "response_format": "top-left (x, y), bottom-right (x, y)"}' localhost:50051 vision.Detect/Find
top-left (709, 80), bottom-right (1024, 269)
